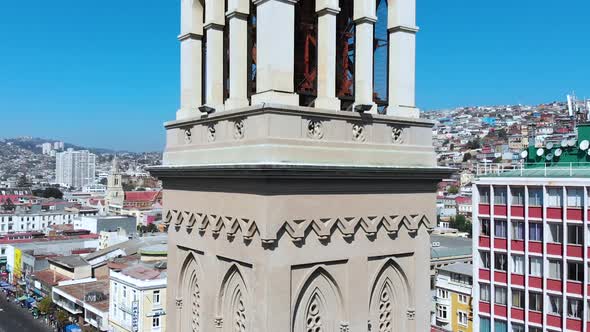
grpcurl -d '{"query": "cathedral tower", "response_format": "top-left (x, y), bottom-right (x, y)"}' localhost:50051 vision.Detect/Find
top-left (106, 156), bottom-right (125, 211)
top-left (151, 0), bottom-right (451, 331)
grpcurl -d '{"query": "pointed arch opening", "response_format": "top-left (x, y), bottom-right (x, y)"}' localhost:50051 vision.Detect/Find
top-left (369, 259), bottom-right (412, 332)
top-left (179, 252), bottom-right (204, 332)
top-left (218, 264), bottom-right (249, 332)
top-left (293, 267), bottom-right (344, 332)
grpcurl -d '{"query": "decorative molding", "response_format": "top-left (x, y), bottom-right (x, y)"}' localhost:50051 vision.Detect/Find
top-left (214, 317), bottom-right (223, 328)
top-left (178, 32), bottom-right (203, 41)
top-left (166, 209), bottom-right (432, 243)
top-left (233, 119), bottom-right (245, 140)
top-left (306, 119), bottom-right (324, 140)
top-left (391, 126), bottom-right (407, 144)
top-left (339, 322), bottom-right (350, 332)
top-left (352, 124), bottom-right (366, 142)
top-left (207, 123), bottom-right (217, 142)
top-left (406, 308), bottom-right (415, 320)
top-left (184, 127), bottom-right (193, 144)
top-left (175, 298), bottom-right (183, 309)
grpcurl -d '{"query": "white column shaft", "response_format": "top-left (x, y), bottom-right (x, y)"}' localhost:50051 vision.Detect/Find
top-left (251, 0), bottom-right (298, 106)
top-left (315, 9), bottom-right (340, 110)
top-left (225, 13), bottom-right (250, 110)
top-left (205, 26), bottom-right (225, 110)
top-left (179, 38), bottom-right (203, 119)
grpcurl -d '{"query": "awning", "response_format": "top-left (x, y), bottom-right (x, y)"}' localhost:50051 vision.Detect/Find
top-left (17, 295), bottom-right (28, 301)
top-left (0, 282), bottom-right (10, 288)
top-left (32, 288), bottom-right (44, 296)
top-left (26, 297), bottom-right (36, 304)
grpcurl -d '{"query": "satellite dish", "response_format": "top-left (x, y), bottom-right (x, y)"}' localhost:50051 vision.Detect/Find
top-left (520, 150), bottom-right (528, 159)
top-left (546, 153), bottom-right (554, 161)
top-left (568, 138), bottom-right (576, 147)
top-left (546, 142), bottom-right (554, 150)
top-left (555, 148), bottom-right (563, 157)
top-left (580, 140), bottom-right (590, 151)
top-left (587, 149), bottom-right (590, 156)
top-left (536, 148), bottom-right (544, 157)
top-left (561, 139), bottom-right (568, 147)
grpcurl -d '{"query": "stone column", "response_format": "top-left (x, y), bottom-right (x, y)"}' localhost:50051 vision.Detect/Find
top-left (177, 0), bottom-right (205, 120)
top-left (204, 0), bottom-right (226, 112)
top-left (387, 0), bottom-right (419, 118)
top-left (251, 0), bottom-right (299, 106)
top-left (225, 0), bottom-right (250, 110)
top-left (353, 0), bottom-right (377, 113)
top-left (315, 0), bottom-right (341, 111)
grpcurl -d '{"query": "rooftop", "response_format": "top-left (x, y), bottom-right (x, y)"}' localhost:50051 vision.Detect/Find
top-left (430, 235), bottom-right (472, 260)
top-left (33, 269), bottom-right (71, 286)
top-left (55, 280), bottom-right (110, 312)
top-left (437, 262), bottom-right (473, 277)
top-left (84, 234), bottom-right (167, 262)
top-left (49, 255), bottom-right (89, 269)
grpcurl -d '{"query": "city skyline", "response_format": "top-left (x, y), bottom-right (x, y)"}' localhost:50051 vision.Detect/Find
top-left (1, 0), bottom-right (589, 151)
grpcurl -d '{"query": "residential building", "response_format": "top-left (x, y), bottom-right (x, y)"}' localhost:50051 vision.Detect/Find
top-left (0, 209), bottom-right (81, 235)
top-left (473, 124), bottom-right (590, 332)
top-left (434, 262), bottom-right (473, 332)
top-left (109, 246), bottom-right (167, 332)
top-left (53, 279), bottom-right (110, 331)
top-left (56, 149), bottom-right (96, 188)
top-left (75, 216), bottom-right (137, 238)
top-left (431, 235), bottom-right (473, 289)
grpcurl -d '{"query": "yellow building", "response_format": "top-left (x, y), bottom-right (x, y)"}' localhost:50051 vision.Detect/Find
top-left (434, 262), bottom-right (473, 332)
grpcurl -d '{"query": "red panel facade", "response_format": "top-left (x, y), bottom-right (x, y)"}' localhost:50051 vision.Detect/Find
top-left (567, 318), bottom-right (582, 331)
top-left (529, 276), bottom-right (542, 289)
top-left (494, 205), bottom-right (507, 216)
top-left (494, 305), bottom-right (507, 317)
top-left (547, 207), bottom-right (562, 219)
top-left (567, 245), bottom-right (583, 258)
top-left (511, 308), bottom-right (524, 321)
top-left (511, 240), bottom-right (524, 252)
top-left (567, 208), bottom-right (583, 221)
top-left (528, 207), bottom-right (542, 218)
top-left (479, 269), bottom-right (490, 281)
top-left (547, 279), bottom-right (562, 292)
top-left (494, 271), bottom-right (507, 284)
top-left (510, 206), bottom-right (524, 217)
top-left (528, 242), bottom-right (543, 254)
top-left (479, 302), bottom-right (491, 314)
top-left (479, 204), bottom-right (490, 215)
top-left (528, 311), bottom-right (542, 324)
top-left (494, 238), bottom-right (507, 250)
top-left (479, 236), bottom-right (490, 248)
top-left (547, 243), bottom-right (563, 256)
top-left (511, 274), bottom-right (524, 286)
top-left (547, 315), bottom-right (561, 328)
top-left (567, 281), bottom-right (583, 295)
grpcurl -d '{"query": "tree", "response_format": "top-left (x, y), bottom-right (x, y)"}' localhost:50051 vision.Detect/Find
top-left (466, 138), bottom-right (481, 149)
top-left (146, 223), bottom-right (158, 233)
top-left (37, 297), bottom-right (53, 315)
top-left (462, 153), bottom-right (472, 162)
top-left (2, 198), bottom-right (15, 212)
top-left (99, 178), bottom-right (108, 186)
top-left (451, 214), bottom-right (472, 236)
top-left (55, 309), bottom-right (69, 329)
top-left (33, 188), bottom-right (64, 199)
top-left (448, 186), bottom-right (459, 195)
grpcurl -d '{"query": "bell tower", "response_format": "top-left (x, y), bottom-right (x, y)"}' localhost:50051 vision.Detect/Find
top-left (106, 156), bottom-right (124, 210)
top-left (152, 0), bottom-right (451, 331)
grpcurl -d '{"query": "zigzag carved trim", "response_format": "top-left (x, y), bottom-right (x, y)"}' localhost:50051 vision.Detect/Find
top-left (164, 210), bottom-right (432, 244)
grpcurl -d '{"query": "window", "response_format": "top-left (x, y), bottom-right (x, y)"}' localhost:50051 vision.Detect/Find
top-left (480, 284), bottom-right (490, 302)
top-left (494, 220), bottom-right (507, 238)
top-left (529, 328), bottom-right (542, 332)
top-left (123, 286), bottom-right (127, 298)
top-left (549, 295), bottom-right (562, 315)
top-left (529, 223), bottom-right (543, 241)
top-left (512, 324), bottom-right (524, 332)
top-left (458, 294), bottom-right (468, 304)
top-left (152, 316), bottom-right (160, 328)
top-left (568, 224), bottom-right (583, 245)
top-left (549, 223), bottom-right (562, 243)
top-left (512, 289), bottom-right (524, 309)
top-left (494, 320), bottom-right (507, 332)
top-left (480, 251), bottom-right (490, 269)
top-left (567, 188), bottom-right (583, 207)
top-left (480, 187), bottom-right (490, 204)
top-left (0, 248), bottom-right (4, 255)
top-left (480, 318), bottom-right (491, 332)
top-left (568, 298), bottom-right (582, 319)
top-left (567, 262), bottom-right (583, 282)
top-left (529, 256), bottom-right (542, 277)
top-left (481, 219), bottom-right (490, 236)
top-left (494, 286), bottom-right (507, 305)
top-left (458, 311), bottom-right (468, 326)
top-left (547, 188), bottom-right (562, 207)
top-left (437, 288), bottom-right (449, 299)
top-left (436, 305), bottom-right (448, 319)
top-left (511, 255), bottom-right (524, 274)
top-left (451, 273), bottom-right (472, 285)
top-left (153, 290), bottom-right (161, 305)
top-left (528, 188), bottom-right (543, 206)
top-left (529, 292), bottom-right (543, 311)
top-left (494, 187), bottom-right (507, 205)
top-left (511, 188), bottom-right (524, 205)
top-left (548, 260), bottom-right (562, 280)
top-left (511, 222), bottom-right (524, 240)
top-left (495, 253), bottom-right (507, 272)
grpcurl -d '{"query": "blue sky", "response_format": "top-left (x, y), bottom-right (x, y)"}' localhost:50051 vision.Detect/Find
top-left (0, 0), bottom-right (588, 151)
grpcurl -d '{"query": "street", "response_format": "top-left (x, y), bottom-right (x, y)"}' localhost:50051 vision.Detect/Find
top-left (0, 295), bottom-right (51, 332)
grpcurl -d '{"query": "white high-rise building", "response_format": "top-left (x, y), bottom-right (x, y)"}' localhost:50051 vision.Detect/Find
top-left (55, 149), bottom-right (96, 188)
top-left (41, 142), bottom-right (53, 155)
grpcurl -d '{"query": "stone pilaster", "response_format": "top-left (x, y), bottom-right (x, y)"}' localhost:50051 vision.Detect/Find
top-left (177, 0), bottom-right (205, 120)
top-left (353, 0), bottom-right (377, 113)
top-left (314, 0), bottom-right (341, 111)
top-left (251, 0), bottom-right (299, 106)
top-left (204, 0), bottom-right (226, 112)
top-left (225, 0), bottom-right (250, 110)
top-left (387, 0), bottom-right (419, 118)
